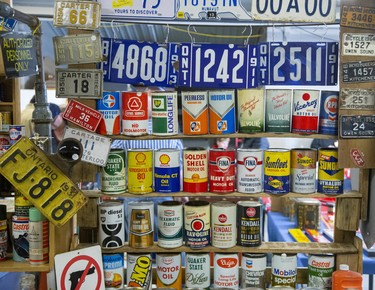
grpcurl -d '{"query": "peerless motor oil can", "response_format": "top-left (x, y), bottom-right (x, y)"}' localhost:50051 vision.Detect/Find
top-left (182, 91), bottom-right (209, 135)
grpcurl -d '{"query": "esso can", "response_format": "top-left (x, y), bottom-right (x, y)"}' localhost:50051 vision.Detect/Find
top-left (271, 253), bottom-right (297, 288)
top-left (291, 148), bottom-right (317, 193)
top-left (127, 253), bottom-right (152, 290)
top-left (236, 149), bottom-right (263, 193)
top-left (209, 148), bottom-right (236, 193)
top-left (127, 149), bottom-right (153, 194)
top-left (184, 200), bottom-right (210, 249)
top-left (211, 201), bottom-right (236, 248)
top-left (292, 90), bottom-right (319, 134)
top-left (157, 200), bottom-right (183, 248)
top-left (237, 89), bottom-right (264, 133)
top-left (154, 149), bottom-right (180, 193)
top-left (181, 91), bottom-right (209, 135)
top-left (12, 216), bottom-right (29, 262)
top-left (319, 91), bottom-right (339, 135)
top-left (183, 147), bottom-right (208, 193)
top-left (185, 253), bottom-right (211, 289)
top-left (264, 149), bottom-right (291, 194)
top-left (308, 254), bottom-right (335, 289)
top-left (237, 201), bottom-right (262, 247)
top-left (213, 253), bottom-right (239, 289)
top-left (241, 253), bottom-right (267, 289)
top-left (156, 253), bottom-right (182, 289)
top-left (103, 253), bottom-right (124, 290)
top-left (265, 89), bottom-right (292, 133)
top-left (128, 201), bottom-right (154, 249)
top-left (318, 148), bottom-right (344, 194)
top-left (101, 149), bottom-right (126, 194)
top-left (96, 91), bottom-right (121, 135)
top-left (122, 91), bottom-right (149, 136)
top-left (151, 92), bottom-right (178, 136)
top-left (209, 90), bottom-right (236, 134)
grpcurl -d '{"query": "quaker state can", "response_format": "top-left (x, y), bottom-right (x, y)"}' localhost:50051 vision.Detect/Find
top-left (183, 147), bottom-right (208, 193)
top-left (291, 149), bottom-right (317, 193)
top-left (151, 92), bottom-right (178, 136)
top-left (182, 91), bottom-right (209, 135)
top-left (241, 253), bottom-right (267, 289)
top-left (211, 201), bottom-right (236, 248)
top-left (318, 148), bottom-right (344, 194)
top-left (319, 91), bottom-right (339, 135)
top-left (98, 201), bottom-right (125, 249)
top-left (265, 89), bottom-right (292, 132)
top-left (209, 149), bottom-right (236, 193)
top-left (128, 201), bottom-right (154, 248)
top-left (213, 253), bottom-right (239, 289)
top-left (96, 91), bottom-right (121, 135)
top-left (101, 149), bottom-right (126, 194)
top-left (127, 253), bottom-right (152, 290)
top-left (237, 201), bottom-right (262, 247)
top-left (154, 149), bottom-right (180, 193)
top-left (209, 90), bottom-right (236, 134)
top-left (236, 149), bottom-right (263, 193)
top-left (103, 253), bottom-right (124, 290)
top-left (127, 149), bottom-right (153, 194)
top-left (157, 200), bottom-right (183, 248)
top-left (292, 90), bottom-right (319, 134)
top-left (271, 253), bottom-right (297, 288)
top-left (237, 89), bottom-right (264, 133)
top-left (122, 91), bottom-right (149, 136)
top-left (184, 200), bottom-right (210, 249)
top-left (185, 253), bottom-right (211, 289)
top-left (264, 149), bottom-right (291, 194)
top-left (308, 254), bottom-right (335, 289)
top-left (156, 253), bottom-right (182, 289)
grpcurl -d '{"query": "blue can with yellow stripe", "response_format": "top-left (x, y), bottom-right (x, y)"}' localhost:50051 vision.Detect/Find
top-left (318, 148), bottom-right (343, 194)
top-left (264, 149), bottom-right (290, 194)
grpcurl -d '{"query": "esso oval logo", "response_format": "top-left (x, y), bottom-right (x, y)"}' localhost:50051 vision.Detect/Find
top-left (218, 214), bottom-right (227, 223)
top-left (246, 207), bottom-right (256, 217)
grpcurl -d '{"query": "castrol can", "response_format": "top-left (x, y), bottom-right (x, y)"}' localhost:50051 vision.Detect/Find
top-left (209, 149), bottom-right (236, 193)
top-left (264, 149), bottom-right (291, 194)
top-left (182, 91), bottom-right (209, 135)
top-left (154, 149), bottom-right (180, 193)
top-left (128, 201), bottom-right (154, 248)
top-left (98, 201), bottom-right (125, 249)
top-left (318, 148), bottom-right (344, 194)
top-left (156, 253), bottom-right (182, 289)
top-left (237, 201), bottom-right (262, 247)
top-left (291, 149), bottom-right (317, 193)
top-left (213, 253), bottom-right (239, 289)
top-left (127, 149), bottom-right (153, 194)
top-left (308, 254), bottom-right (335, 289)
top-left (12, 216), bottom-right (29, 262)
top-left (151, 92), bottom-right (178, 136)
top-left (122, 91), bottom-right (149, 136)
top-left (265, 89), bottom-right (292, 132)
top-left (103, 253), bottom-right (124, 290)
top-left (271, 253), bottom-right (297, 288)
top-left (184, 200), bottom-right (210, 249)
top-left (236, 149), bottom-right (263, 193)
top-left (127, 253), bottom-right (152, 290)
top-left (241, 253), bottom-right (267, 289)
top-left (183, 148), bottom-right (208, 193)
top-left (101, 149), bottom-right (126, 194)
top-left (185, 253), bottom-right (211, 289)
top-left (237, 89), bottom-right (264, 133)
top-left (157, 200), bottom-right (183, 248)
top-left (211, 201), bottom-right (236, 248)
top-left (96, 91), bottom-right (121, 135)
top-left (292, 90), bottom-right (319, 134)
top-left (319, 91), bottom-right (339, 135)
top-left (209, 90), bottom-right (236, 134)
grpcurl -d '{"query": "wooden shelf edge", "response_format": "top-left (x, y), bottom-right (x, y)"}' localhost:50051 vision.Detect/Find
top-left (0, 259), bottom-right (50, 272)
top-left (0, 102), bottom-right (14, 106)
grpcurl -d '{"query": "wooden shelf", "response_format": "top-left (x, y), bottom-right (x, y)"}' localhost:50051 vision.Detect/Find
top-left (0, 102), bottom-right (14, 106)
top-left (0, 259), bottom-right (50, 272)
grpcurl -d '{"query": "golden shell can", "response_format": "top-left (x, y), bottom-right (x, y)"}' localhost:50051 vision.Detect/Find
top-left (264, 149), bottom-right (291, 194)
top-left (154, 149), bottom-right (181, 193)
top-left (291, 149), bottom-right (317, 193)
top-left (151, 92), bottom-right (178, 136)
top-left (271, 253), bottom-right (297, 288)
top-left (127, 149), bottom-right (153, 194)
top-left (156, 253), bottom-right (182, 289)
top-left (157, 200), bottom-right (183, 248)
top-left (103, 253), bottom-right (124, 290)
top-left (241, 253), bottom-right (267, 289)
top-left (182, 91), bottom-right (209, 135)
top-left (237, 89), bottom-right (264, 133)
top-left (237, 201), bottom-right (262, 247)
top-left (236, 149), bottom-right (263, 193)
top-left (318, 148), bottom-right (344, 194)
top-left (127, 253), bottom-right (152, 290)
top-left (213, 253), bottom-right (239, 289)
top-left (101, 149), bottom-right (126, 194)
top-left (128, 201), bottom-right (154, 248)
top-left (209, 90), bottom-right (236, 134)
top-left (183, 147), bottom-right (208, 193)
top-left (185, 253), bottom-right (211, 289)
top-left (184, 200), bottom-right (210, 249)
top-left (211, 201), bottom-right (237, 248)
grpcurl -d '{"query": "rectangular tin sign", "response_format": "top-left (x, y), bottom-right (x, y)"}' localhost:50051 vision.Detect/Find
top-left (342, 33), bottom-right (375, 56)
top-left (340, 115), bottom-right (375, 138)
top-left (340, 89), bottom-right (375, 110)
top-left (341, 5), bottom-right (375, 30)
top-left (342, 61), bottom-right (375, 83)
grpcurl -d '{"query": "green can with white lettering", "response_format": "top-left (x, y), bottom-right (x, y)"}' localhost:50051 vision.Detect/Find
top-left (308, 254), bottom-right (335, 289)
top-left (101, 149), bottom-right (126, 194)
top-left (151, 92), bottom-right (179, 136)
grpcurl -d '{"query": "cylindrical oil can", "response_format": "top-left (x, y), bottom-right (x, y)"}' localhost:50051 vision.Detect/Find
top-left (185, 252), bottom-right (211, 289)
top-left (15, 190), bottom-right (33, 218)
top-left (12, 216), bottom-right (29, 262)
top-left (103, 253), bottom-right (124, 290)
top-left (128, 201), bottom-right (154, 248)
top-left (237, 89), bottom-right (264, 133)
top-left (156, 253), bottom-right (182, 289)
top-left (271, 253), bottom-right (297, 288)
top-left (127, 253), bottom-right (152, 290)
top-left (181, 91), bottom-right (209, 135)
top-left (211, 201), bottom-right (236, 248)
top-left (237, 201), bottom-right (262, 247)
top-left (154, 149), bottom-right (180, 193)
top-left (292, 90), bottom-right (319, 134)
top-left (151, 92), bottom-right (178, 136)
top-left (183, 147), bottom-right (208, 193)
top-left (236, 149), bottom-right (263, 193)
top-left (291, 148), bottom-right (317, 193)
top-left (265, 89), bottom-right (292, 133)
top-left (157, 200), bottom-right (183, 248)
top-left (209, 90), bottom-right (236, 134)
top-left (308, 254), bottom-right (335, 289)
top-left (317, 148), bottom-right (344, 194)
top-left (213, 253), bottom-right (239, 289)
top-left (97, 91), bottom-right (121, 135)
top-left (101, 149), bottom-right (126, 194)
top-left (127, 149), bottom-right (153, 194)
top-left (241, 253), bottom-right (267, 289)
top-left (264, 149), bottom-right (291, 194)
top-left (122, 91), bottom-right (149, 136)
top-left (184, 200), bottom-right (210, 249)
top-left (209, 148), bottom-right (236, 193)
top-left (319, 91), bottom-right (339, 135)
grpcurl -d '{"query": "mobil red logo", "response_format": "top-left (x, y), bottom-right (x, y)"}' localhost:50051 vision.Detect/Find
top-left (246, 207), bottom-right (256, 217)
top-left (217, 257), bottom-right (238, 268)
top-left (218, 214), bottom-right (227, 223)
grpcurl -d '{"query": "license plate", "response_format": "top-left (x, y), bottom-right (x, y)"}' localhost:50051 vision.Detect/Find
top-left (0, 137), bottom-right (87, 227)
top-left (340, 89), bottom-right (375, 110)
top-left (63, 126), bottom-right (111, 166)
top-left (56, 68), bottom-right (103, 99)
top-left (342, 33), bottom-right (375, 56)
top-left (341, 5), bottom-right (375, 30)
top-left (54, 0), bottom-right (101, 30)
top-left (340, 115), bottom-right (375, 138)
top-left (342, 61), bottom-right (375, 83)
top-left (53, 33), bottom-right (102, 65)
top-left (63, 99), bottom-right (103, 132)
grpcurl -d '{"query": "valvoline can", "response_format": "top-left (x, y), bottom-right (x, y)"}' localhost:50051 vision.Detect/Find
top-left (319, 91), bottom-right (339, 135)
top-left (96, 91), bottom-right (121, 135)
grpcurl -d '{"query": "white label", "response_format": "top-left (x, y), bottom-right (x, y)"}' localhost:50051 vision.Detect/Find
top-left (342, 33), bottom-right (375, 56)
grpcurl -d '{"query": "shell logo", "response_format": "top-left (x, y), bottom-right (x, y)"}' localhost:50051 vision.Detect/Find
top-left (135, 153), bottom-right (146, 164)
top-left (159, 154), bottom-right (170, 165)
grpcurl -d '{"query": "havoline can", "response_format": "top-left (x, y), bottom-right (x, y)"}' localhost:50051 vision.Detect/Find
top-left (122, 91), bottom-right (149, 136)
top-left (101, 149), bottom-right (126, 194)
top-left (319, 91), bottom-right (339, 135)
top-left (211, 201), bottom-right (237, 248)
top-left (237, 89), bottom-right (264, 133)
top-left (318, 148), bottom-right (344, 194)
top-left (265, 89), bottom-right (292, 133)
top-left (291, 148), bottom-right (317, 193)
top-left (184, 200), bottom-right (210, 249)
top-left (213, 253), bottom-right (239, 289)
top-left (264, 149), bottom-right (291, 194)
top-left (151, 92), bottom-right (178, 136)
top-left (156, 253), bottom-right (182, 289)
top-left (292, 90), bottom-right (319, 134)
top-left (185, 253), bottom-right (211, 289)
top-left (209, 90), bottom-right (236, 134)
top-left (209, 148), bottom-right (236, 193)
top-left (127, 149), bottom-right (153, 194)
top-left (308, 254), bottom-right (335, 289)
top-left (97, 91), bottom-right (121, 135)
top-left (128, 201), bottom-right (154, 248)
top-left (103, 253), bottom-right (124, 290)
top-left (237, 201), bottom-right (262, 247)
top-left (183, 147), bottom-right (208, 193)
top-left (154, 149), bottom-right (180, 193)
top-left (182, 91), bottom-right (209, 135)
top-left (271, 253), bottom-right (297, 288)
top-left (157, 200), bottom-right (183, 248)
top-left (236, 149), bottom-right (263, 193)
top-left (127, 253), bottom-right (152, 290)
top-left (241, 253), bottom-right (267, 289)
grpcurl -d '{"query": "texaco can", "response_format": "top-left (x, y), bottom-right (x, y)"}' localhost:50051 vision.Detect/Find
top-left (292, 90), bottom-right (319, 134)
top-left (127, 149), bottom-right (153, 194)
top-left (291, 149), bottom-right (317, 193)
top-left (128, 201), bottom-right (154, 248)
top-left (213, 253), bottom-right (239, 289)
top-left (318, 148), bottom-right (344, 194)
top-left (183, 147), bottom-right (208, 193)
top-left (101, 149), bottom-right (126, 194)
top-left (152, 92), bottom-right (178, 136)
top-left (154, 149), bottom-right (180, 193)
top-left (122, 91), bottom-right (149, 136)
top-left (264, 149), bottom-right (291, 194)
top-left (271, 253), bottom-right (297, 288)
top-left (97, 91), bottom-right (121, 135)
top-left (237, 201), bottom-right (262, 247)
top-left (308, 254), bottom-right (335, 289)
top-left (237, 89), bottom-right (264, 133)
top-left (184, 200), bottom-right (210, 249)
top-left (236, 149), bottom-right (263, 193)
top-left (182, 91), bottom-right (209, 135)
top-left (319, 91), bottom-right (339, 135)
top-left (241, 253), bottom-right (267, 289)
top-left (98, 201), bottom-right (125, 249)
top-left (265, 89), bottom-right (292, 133)
top-left (209, 90), bottom-right (236, 134)
top-left (103, 253), bottom-right (124, 290)
top-left (185, 253), bottom-right (211, 289)
top-left (127, 253), bottom-right (152, 290)
top-left (156, 253), bottom-right (182, 289)
top-left (211, 201), bottom-right (236, 248)
top-left (209, 149), bottom-right (236, 193)
top-left (157, 200), bottom-right (183, 248)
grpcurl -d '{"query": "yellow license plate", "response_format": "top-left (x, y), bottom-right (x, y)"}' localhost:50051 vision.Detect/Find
top-left (0, 137), bottom-right (88, 227)
top-left (341, 5), bottom-right (375, 30)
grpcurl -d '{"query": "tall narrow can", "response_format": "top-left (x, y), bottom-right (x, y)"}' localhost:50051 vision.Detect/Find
top-left (152, 92), bottom-right (178, 136)
top-left (318, 148), bottom-right (344, 194)
top-left (182, 91), bottom-right (209, 135)
top-left (184, 200), bottom-right (210, 249)
top-left (0, 205), bottom-right (7, 261)
top-left (319, 91), bottom-right (339, 135)
top-left (154, 149), bottom-right (180, 193)
top-left (156, 253), bottom-right (182, 289)
top-left (185, 253), bottom-right (211, 289)
top-left (265, 89), bottom-right (292, 132)
top-left (211, 201), bottom-right (237, 248)
top-left (12, 216), bottom-right (29, 262)
top-left (264, 149), bottom-right (291, 194)
top-left (209, 90), bottom-right (236, 134)
top-left (157, 200), bottom-right (183, 248)
top-left (122, 91), bottom-right (149, 136)
top-left (271, 253), bottom-right (297, 288)
top-left (103, 253), bottom-right (124, 290)
top-left (236, 149), bottom-right (263, 193)
top-left (96, 91), bottom-right (121, 135)
top-left (308, 254), bottom-right (335, 289)
top-left (209, 148), bottom-right (236, 193)
top-left (237, 89), bottom-right (264, 133)
top-left (213, 253), bottom-right (239, 289)
top-left (183, 147), bottom-right (208, 193)
top-left (292, 90), bottom-right (319, 134)
top-left (101, 149), bottom-right (126, 194)
top-left (28, 207), bottom-right (49, 265)
top-left (237, 201), bottom-right (262, 247)
top-left (241, 253), bottom-right (267, 289)
top-left (127, 253), bottom-right (152, 290)
top-left (291, 149), bottom-right (317, 193)
top-left (127, 149), bottom-right (153, 194)
top-left (128, 201), bottom-right (154, 248)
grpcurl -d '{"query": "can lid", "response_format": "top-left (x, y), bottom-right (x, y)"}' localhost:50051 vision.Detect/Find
top-left (29, 207), bottom-right (46, 222)
top-left (339, 264), bottom-right (349, 270)
top-left (0, 204), bottom-right (6, 220)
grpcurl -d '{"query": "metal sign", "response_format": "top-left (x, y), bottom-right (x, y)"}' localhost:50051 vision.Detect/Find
top-left (342, 33), bottom-right (375, 56)
top-left (342, 61), bottom-right (375, 83)
top-left (341, 5), bottom-right (375, 30)
top-left (0, 137), bottom-right (87, 227)
top-left (340, 89), bottom-right (375, 110)
top-left (63, 127), bottom-right (111, 167)
top-left (0, 17), bottom-right (17, 31)
top-left (340, 115), bottom-right (375, 138)
top-left (56, 68), bottom-right (103, 99)
top-left (54, 0), bottom-right (101, 30)
top-left (53, 33), bottom-right (102, 65)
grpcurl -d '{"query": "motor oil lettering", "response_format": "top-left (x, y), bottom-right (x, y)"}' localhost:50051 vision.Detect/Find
top-left (97, 91), bottom-right (121, 135)
top-left (156, 253), bottom-right (182, 289)
top-left (237, 201), bottom-right (262, 247)
top-left (212, 201), bottom-right (236, 248)
top-left (241, 253), bottom-right (267, 289)
top-left (209, 90), bottom-right (236, 134)
top-left (237, 89), bottom-right (264, 133)
top-left (213, 253), bottom-right (239, 289)
top-left (182, 91), bottom-right (209, 135)
top-left (183, 148), bottom-right (208, 193)
top-left (184, 201), bottom-right (210, 249)
top-left (292, 90), bottom-right (319, 133)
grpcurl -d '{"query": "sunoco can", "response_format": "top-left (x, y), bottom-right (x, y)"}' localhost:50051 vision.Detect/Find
top-left (151, 92), bottom-right (178, 136)
top-left (182, 91), bottom-right (209, 135)
top-left (209, 149), bottom-right (236, 193)
top-left (265, 89), bottom-right (292, 133)
top-left (101, 149), bottom-right (126, 194)
top-left (12, 216), bottom-right (29, 262)
top-left (318, 148), bottom-right (344, 194)
top-left (213, 253), bottom-right (239, 289)
top-left (291, 149), bottom-right (317, 193)
top-left (156, 253), bottom-right (182, 289)
top-left (237, 201), bottom-right (262, 247)
top-left (236, 149), bottom-right (263, 193)
top-left (292, 90), bottom-right (319, 134)
top-left (319, 91), bottom-right (339, 135)
top-left (308, 254), bottom-right (335, 289)
top-left (271, 253), bottom-right (297, 288)
top-left (241, 253), bottom-right (267, 289)
top-left (237, 89), bottom-right (264, 133)
top-left (97, 91), bottom-right (121, 135)
top-left (185, 253), bottom-right (211, 289)
top-left (103, 253), bottom-right (124, 290)
top-left (264, 149), bottom-right (291, 194)
top-left (184, 200), bottom-right (210, 249)
top-left (209, 90), bottom-right (236, 134)
top-left (183, 147), bottom-right (208, 193)
top-left (211, 201), bottom-right (236, 248)
top-left (154, 149), bottom-right (180, 193)
top-left (122, 91), bottom-right (149, 136)
top-left (127, 149), bottom-right (153, 194)
top-left (128, 201), bottom-right (154, 248)
top-left (98, 201), bottom-right (125, 249)
top-left (127, 253), bottom-right (152, 290)
top-left (157, 200), bottom-right (183, 248)
top-left (9, 125), bottom-right (25, 145)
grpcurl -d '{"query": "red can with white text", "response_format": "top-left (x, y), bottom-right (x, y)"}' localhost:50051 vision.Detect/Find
top-left (122, 91), bottom-right (149, 136)
top-left (209, 149), bottom-right (236, 193)
top-left (183, 148), bottom-right (208, 193)
top-left (156, 253), bottom-right (182, 289)
top-left (292, 90), bottom-right (319, 134)
top-left (213, 253), bottom-right (239, 289)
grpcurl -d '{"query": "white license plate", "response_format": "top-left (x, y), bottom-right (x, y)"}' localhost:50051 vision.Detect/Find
top-left (342, 33), bottom-right (375, 56)
top-left (340, 89), bottom-right (375, 110)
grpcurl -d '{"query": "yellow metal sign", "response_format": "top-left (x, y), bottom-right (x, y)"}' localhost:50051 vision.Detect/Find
top-left (341, 5), bottom-right (375, 30)
top-left (0, 137), bottom-right (88, 227)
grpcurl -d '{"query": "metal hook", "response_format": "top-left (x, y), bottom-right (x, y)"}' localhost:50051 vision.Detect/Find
top-left (111, 20), bottom-right (118, 40)
top-left (187, 24), bottom-right (196, 44)
top-left (164, 23), bottom-right (170, 43)
top-left (321, 23), bottom-right (328, 41)
top-left (242, 25), bottom-right (252, 46)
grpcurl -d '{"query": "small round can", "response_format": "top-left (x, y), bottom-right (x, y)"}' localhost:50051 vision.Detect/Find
top-left (127, 149), bottom-right (153, 194)
top-left (236, 149), bottom-right (263, 193)
top-left (103, 253), bottom-right (124, 290)
top-left (211, 201), bottom-right (236, 248)
top-left (308, 254), bottom-right (335, 289)
top-left (291, 148), bottom-right (317, 193)
top-left (151, 92), bottom-right (179, 136)
top-left (9, 125), bottom-right (25, 145)
top-left (264, 149), bottom-right (291, 194)
top-left (209, 148), bottom-right (236, 193)
top-left (127, 253), bottom-right (152, 290)
top-left (271, 253), bottom-right (297, 288)
top-left (156, 253), bottom-right (182, 289)
top-left (128, 201), bottom-right (154, 248)
top-left (122, 91), bottom-right (149, 136)
top-left (157, 200), bottom-right (183, 248)
top-left (184, 200), bottom-right (210, 249)
top-left (213, 252), bottom-right (239, 289)
top-left (237, 201), bottom-right (262, 247)
top-left (318, 148), bottom-right (344, 194)
top-left (101, 149), bottom-right (126, 194)
top-left (154, 149), bottom-right (181, 193)
top-left (241, 253), bottom-right (267, 289)
top-left (183, 147), bottom-right (208, 193)
top-left (185, 252), bottom-right (211, 289)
